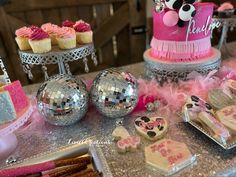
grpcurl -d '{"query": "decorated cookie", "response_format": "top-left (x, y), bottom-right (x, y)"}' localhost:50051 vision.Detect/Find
top-left (208, 89), bottom-right (234, 110)
top-left (182, 103), bottom-right (199, 122)
top-left (134, 116), bottom-right (168, 141)
top-left (186, 95), bottom-right (214, 115)
top-left (116, 136), bottom-right (141, 153)
top-left (112, 126), bottom-right (141, 153)
top-left (216, 105), bottom-right (236, 134)
top-left (145, 139), bottom-right (194, 174)
top-left (198, 111), bottom-right (230, 144)
top-left (112, 126), bottom-right (130, 141)
top-left (227, 80), bottom-right (236, 95)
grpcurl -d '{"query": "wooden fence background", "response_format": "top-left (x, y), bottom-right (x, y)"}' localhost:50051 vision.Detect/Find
top-left (0, 0), bottom-right (147, 85)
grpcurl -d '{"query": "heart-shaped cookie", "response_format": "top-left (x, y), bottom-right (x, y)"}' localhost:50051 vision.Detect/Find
top-left (134, 116), bottom-right (168, 141)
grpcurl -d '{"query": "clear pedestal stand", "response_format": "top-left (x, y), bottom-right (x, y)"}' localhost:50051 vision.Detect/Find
top-left (18, 44), bottom-right (97, 80)
top-left (212, 16), bottom-right (236, 56)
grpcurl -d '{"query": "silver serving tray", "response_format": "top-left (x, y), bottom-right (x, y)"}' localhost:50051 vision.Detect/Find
top-left (187, 120), bottom-right (236, 150)
top-left (1, 140), bottom-right (112, 177)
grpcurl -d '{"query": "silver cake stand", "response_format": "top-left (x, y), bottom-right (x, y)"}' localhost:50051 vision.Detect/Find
top-left (18, 44), bottom-right (97, 80)
top-left (144, 48), bottom-right (221, 83)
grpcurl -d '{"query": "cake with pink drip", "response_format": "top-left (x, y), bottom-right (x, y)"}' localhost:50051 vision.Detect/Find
top-left (144, 1), bottom-right (221, 82)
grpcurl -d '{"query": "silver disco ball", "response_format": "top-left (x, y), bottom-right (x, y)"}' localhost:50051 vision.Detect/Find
top-left (90, 68), bottom-right (138, 118)
top-left (36, 74), bottom-right (89, 126)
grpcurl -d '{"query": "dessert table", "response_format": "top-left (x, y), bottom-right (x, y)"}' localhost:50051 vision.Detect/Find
top-left (1, 43), bottom-right (236, 177)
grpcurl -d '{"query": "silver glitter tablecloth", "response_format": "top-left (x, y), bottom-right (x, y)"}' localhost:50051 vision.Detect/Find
top-left (1, 62), bottom-right (236, 177)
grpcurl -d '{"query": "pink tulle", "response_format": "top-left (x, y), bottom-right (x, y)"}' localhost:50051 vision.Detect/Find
top-left (179, 69), bottom-right (220, 100)
top-left (134, 79), bottom-right (160, 112)
top-left (217, 59), bottom-right (236, 80)
top-left (136, 69), bottom-right (222, 113)
top-left (136, 79), bottom-right (187, 112)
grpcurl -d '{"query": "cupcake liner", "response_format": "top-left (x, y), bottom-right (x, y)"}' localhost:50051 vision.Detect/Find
top-left (56, 36), bottom-right (76, 49)
top-left (29, 38), bottom-right (51, 53)
top-left (76, 31), bottom-right (93, 44)
top-left (15, 37), bottom-right (31, 51)
top-left (49, 34), bottom-right (58, 45)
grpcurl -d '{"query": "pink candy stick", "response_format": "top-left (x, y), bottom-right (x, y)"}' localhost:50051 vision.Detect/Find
top-left (0, 161), bottom-right (55, 177)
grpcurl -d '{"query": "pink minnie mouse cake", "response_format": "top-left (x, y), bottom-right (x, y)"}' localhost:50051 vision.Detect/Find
top-left (144, 0), bottom-right (221, 82)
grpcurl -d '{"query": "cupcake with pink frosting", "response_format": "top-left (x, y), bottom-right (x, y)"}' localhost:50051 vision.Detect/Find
top-left (15, 27), bottom-right (32, 50)
top-left (73, 20), bottom-right (93, 44)
top-left (41, 23), bottom-right (60, 45)
top-left (56, 27), bottom-right (76, 49)
top-left (62, 20), bottom-right (75, 28)
top-left (29, 25), bottom-right (40, 31)
top-left (29, 28), bottom-right (51, 53)
top-left (218, 2), bottom-right (235, 18)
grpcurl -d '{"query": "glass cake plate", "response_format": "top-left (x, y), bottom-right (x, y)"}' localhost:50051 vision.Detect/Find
top-left (18, 44), bottom-right (97, 80)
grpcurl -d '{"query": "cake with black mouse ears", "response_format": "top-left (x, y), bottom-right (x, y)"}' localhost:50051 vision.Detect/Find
top-left (150, 0), bottom-right (216, 61)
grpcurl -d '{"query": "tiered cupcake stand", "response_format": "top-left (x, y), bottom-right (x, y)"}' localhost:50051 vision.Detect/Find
top-left (18, 44), bottom-right (97, 80)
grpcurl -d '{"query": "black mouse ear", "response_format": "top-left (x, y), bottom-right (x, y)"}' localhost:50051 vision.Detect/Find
top-left (179, 4), bottom-right (196, 21)
top-left (185, 0), bottom-right (196, 4)
top-left (177, 19), bottom-right (186, 27)
top-left (165, 0), bottom-right (183, 10)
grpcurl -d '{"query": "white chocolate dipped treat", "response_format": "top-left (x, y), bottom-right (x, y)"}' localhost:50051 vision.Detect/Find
top-left (198, 111), bottom-right (231, 144)
top-left (216, 105), bottom-right (236, 134)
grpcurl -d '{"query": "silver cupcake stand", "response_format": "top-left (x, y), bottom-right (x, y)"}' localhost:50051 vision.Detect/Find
top-left (18, 44), bottom-right (97, 80)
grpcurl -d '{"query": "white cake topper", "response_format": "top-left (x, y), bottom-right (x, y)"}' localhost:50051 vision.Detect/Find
top-left (186, 15), bottom-right (221, 42)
